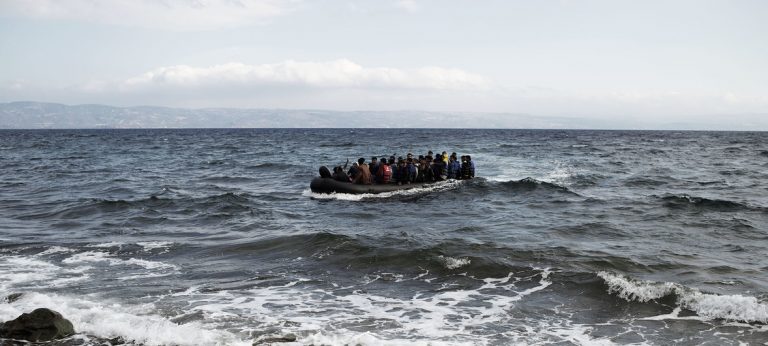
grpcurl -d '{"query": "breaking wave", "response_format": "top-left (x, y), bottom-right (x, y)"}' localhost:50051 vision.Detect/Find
top-left (598, 272), bottom-right (768, 323)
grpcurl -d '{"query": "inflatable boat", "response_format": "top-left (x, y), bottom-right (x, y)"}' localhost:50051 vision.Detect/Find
top-left (310, 177), bottom-right (435, 194)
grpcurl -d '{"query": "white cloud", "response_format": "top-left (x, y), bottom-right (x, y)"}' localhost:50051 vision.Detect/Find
top-left (118, 59), bottom-right (491, 91)
top-left (0, 0), bottom-right (296, 31)
top-left (394, 0), bottom-right (420, 13)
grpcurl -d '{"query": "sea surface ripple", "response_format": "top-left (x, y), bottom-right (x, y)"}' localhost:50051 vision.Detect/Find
top-left (0, 129), bottom-right (767, 345)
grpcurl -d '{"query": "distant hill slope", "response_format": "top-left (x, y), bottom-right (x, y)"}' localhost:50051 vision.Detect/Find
top-left (0, 101), bottom-right (764, 130)
top-left (0, 102), bottom-right (597, 129)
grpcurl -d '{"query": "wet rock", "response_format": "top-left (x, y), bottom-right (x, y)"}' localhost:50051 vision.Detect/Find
top-left (254, 333), bottom-right (297, 344)
top-left (0, 308), bottom-right (75, 342)
top-left (107, 336), bottom-right (126, 345)
top-left (3, 293), bottom-right (23, 303)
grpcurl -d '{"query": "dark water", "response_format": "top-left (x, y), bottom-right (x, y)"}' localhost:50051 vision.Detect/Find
top-left (1, 129), bottom-right (767, 345)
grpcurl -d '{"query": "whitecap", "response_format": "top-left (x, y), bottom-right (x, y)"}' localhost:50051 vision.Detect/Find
top-left (598, 271), bottom-right (768, 323)
top-left (36, 246), bottom-right (74, 256)
top-left (436, 255), bottom-right (471, 270)
top-left (136, 241), bottom-right (174, 251)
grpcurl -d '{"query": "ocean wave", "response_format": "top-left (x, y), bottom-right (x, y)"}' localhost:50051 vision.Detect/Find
top-left (624, 176), bottom-right (671, 187)
top-left (172, 268), bottom-right (555, 344)
top-left (495, 177), bottom-right (578, 195)
top-left (659, 194), bottom-right (753, 211)
top-left (598, 271), bottom-right (768, 323)
top-left (436, 255), bottom-right (471, 270)
top-left (246, 162), bottom-right (301, 170)
top-left (62, 251), bottom-right (179, 272)
top-left (210, 232), bottom-right (527, 278)
top-left (16, 192), bottom-right (257, 221)
top-left (318, 142), bottom-right (356, 147)
top-left (0, 255), bottom-right (90, 290)
top-left (198, 175), bottom-right (258, 183)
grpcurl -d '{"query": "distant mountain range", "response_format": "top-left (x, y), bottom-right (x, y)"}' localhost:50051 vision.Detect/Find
top-left (0, 101), bottom-right (764, 130)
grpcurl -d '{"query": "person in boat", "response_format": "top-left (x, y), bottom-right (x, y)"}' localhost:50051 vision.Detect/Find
top-left (432, 157), bottom-right (447, 181)
top-left (319, 166), bottom-right (332, 178)
top-left (376, 156), bottom-right (392, 184)
top-left (352, 158), bottom-right (372, 185)
top-left (332, 166), bottom-right (350, 182)
top-left (441, 151), bottom-right (449, 165)
top-left (396, 158), bottom-right (410, 185)
top-left (416, 155), bottom-right (433, 182)
top-left (406, 158), bottom-right (418, 182)
top-left (389, 157), bottom-right (399, 183)
top-left (347, 161), bottom-right (359, 178)
top-left (369, 156), bottom-right (379, 183)
top-left (461, 155), bottom-right (475, 179)
top-left (447, 154), bottom-right (461, 179)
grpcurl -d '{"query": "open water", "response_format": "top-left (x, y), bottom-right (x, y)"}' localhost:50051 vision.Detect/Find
top-left (0, 129), bottom-right (767, 345)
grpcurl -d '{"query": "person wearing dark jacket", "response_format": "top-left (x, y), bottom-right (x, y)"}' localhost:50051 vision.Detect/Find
top-left (369, 157), bottom-right (379, 183)
top-left (432, 157), bottom-right (447, 181)
top-left (332, 166), bottom-right (350, 182)
top-left (319, 166), bottom-right (332, 178)
top-left (347, 162), bottom-right (359, 178)
top-left (461, 155), bottom-right (475, 179)
top-left (447, 155), bottom-right (461, 179)
top-left (396, 159), bottom-right (410, 185)
top-left (406, 158), bottom-right (418, 182)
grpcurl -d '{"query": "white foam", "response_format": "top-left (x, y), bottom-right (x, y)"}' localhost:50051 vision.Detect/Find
top-left (436, 256), bottom-right (471, 270)
top-left (303, 180), bottom-right (464, 201)
top-left (598, 271), bottom-right (768, 323)
top-left (301, 331), bottom-right (472, 346)
top-left (542, 323), bottom-right (617, 346)
top-left (181, 269), bottom-right (555, 343)
top-left (36, 246), bottom-right (74, 256)
top-left (542, 162), bottom-right (578, 186)
top-left (62, 251), bottom-right (178, 271)
top-left (0, 292), bottom-right (249, 346)
top-left (0, 255), bottom-right (88, 290)
top-left (137, 241), bottom-right (174, 251)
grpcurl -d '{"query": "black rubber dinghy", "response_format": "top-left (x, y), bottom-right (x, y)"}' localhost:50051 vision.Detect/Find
top-left (310, 177), bottom-right (434, 194)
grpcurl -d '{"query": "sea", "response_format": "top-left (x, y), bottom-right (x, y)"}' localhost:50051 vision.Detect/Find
top-left (0, 128), bottom-right (766, 345)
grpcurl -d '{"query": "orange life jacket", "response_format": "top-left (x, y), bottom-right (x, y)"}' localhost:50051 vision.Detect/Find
top-left (379, 164), bottom-right (392, 183)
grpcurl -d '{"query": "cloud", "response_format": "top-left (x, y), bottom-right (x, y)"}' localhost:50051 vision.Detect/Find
top-left (0, 0), bottom-right (296, 31)
top-left (394, 0), bottom-right (420, 13)
top-left (118, 59), bottom-right (491, 91)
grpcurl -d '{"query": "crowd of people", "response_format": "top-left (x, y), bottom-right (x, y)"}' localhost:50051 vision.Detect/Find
top-left (319, 151), bottom-right (475, 185)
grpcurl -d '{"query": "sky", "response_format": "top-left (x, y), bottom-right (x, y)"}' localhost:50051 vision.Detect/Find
top-left (1, 0), bottom-right (767, 127)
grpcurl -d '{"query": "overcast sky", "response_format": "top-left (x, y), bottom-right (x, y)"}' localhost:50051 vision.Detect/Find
top-left (1, 0), bottom-right (766, 127)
